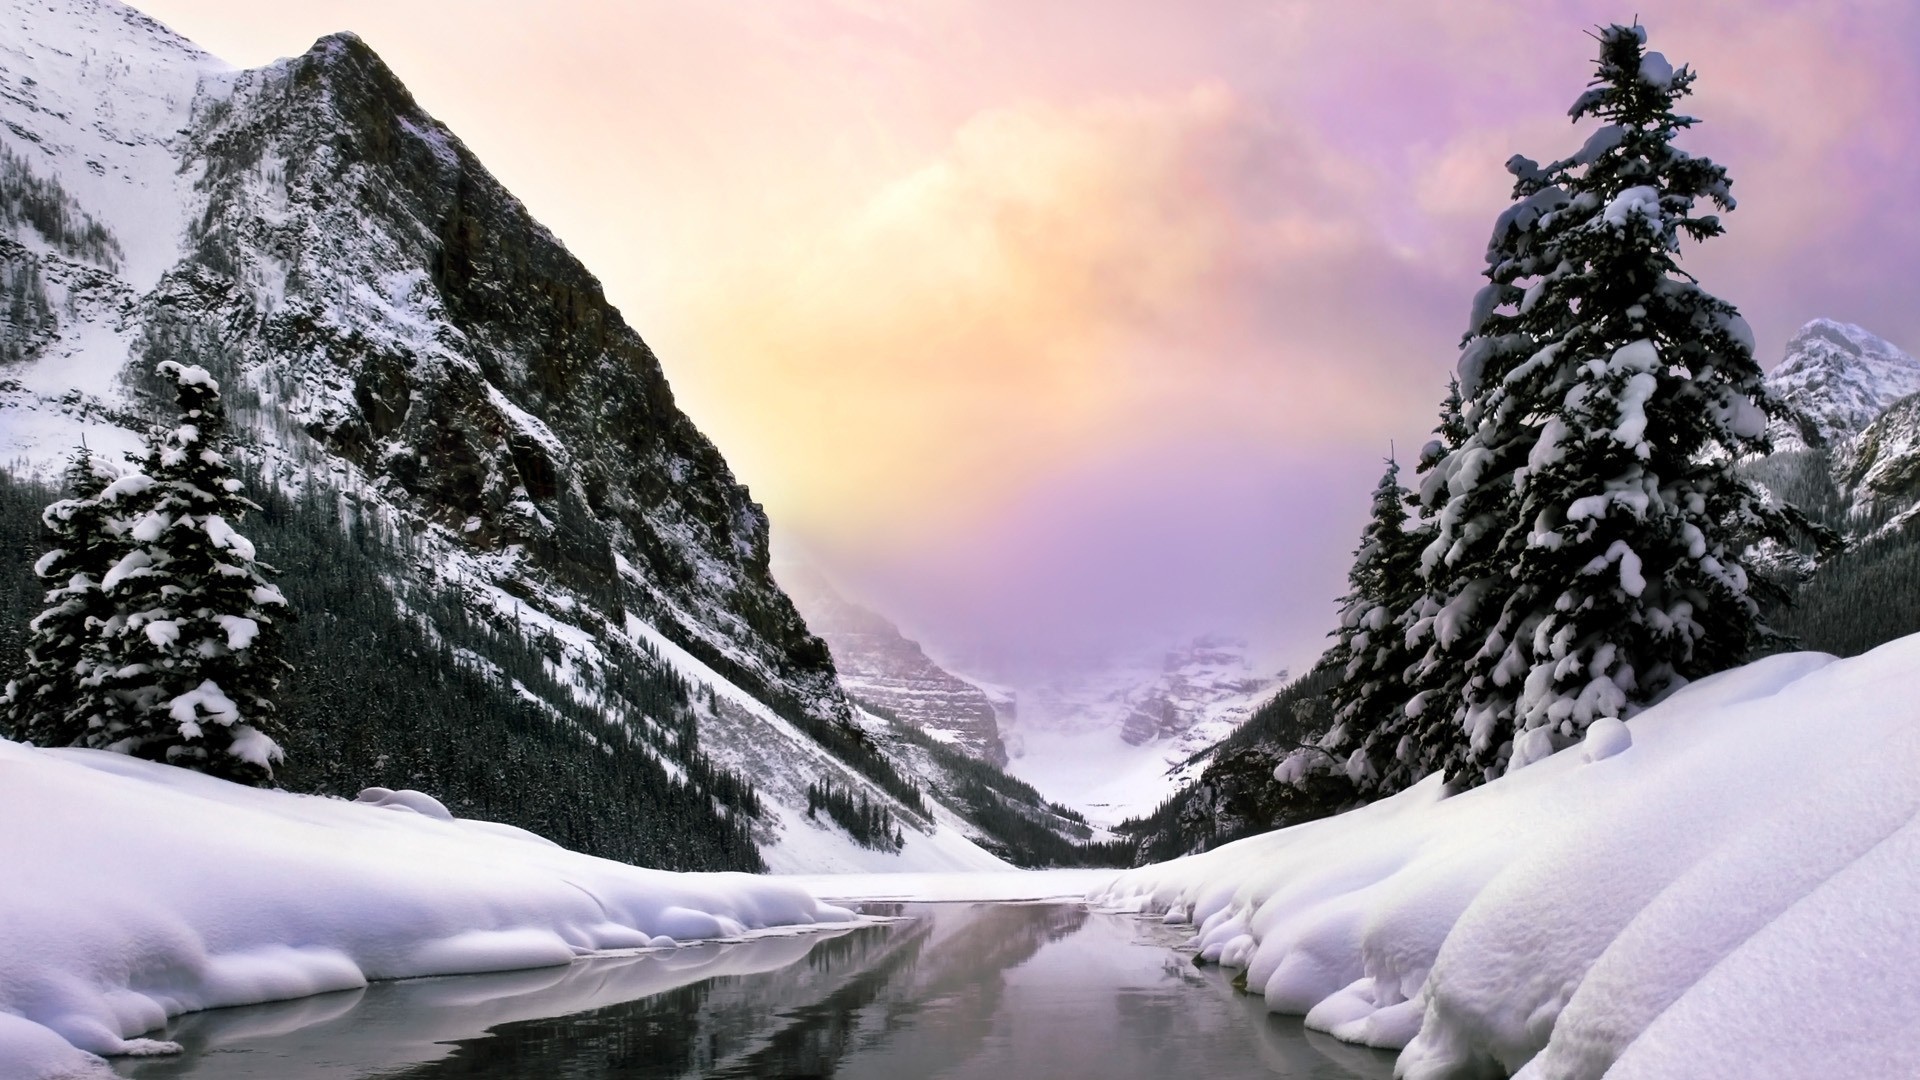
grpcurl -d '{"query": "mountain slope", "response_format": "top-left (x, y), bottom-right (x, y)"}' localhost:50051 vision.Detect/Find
top-left (781, 567), bottom-right (1008, 765)
top-left (0, 0), bottom-right (998, 872)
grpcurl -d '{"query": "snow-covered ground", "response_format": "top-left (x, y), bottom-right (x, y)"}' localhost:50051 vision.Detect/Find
top-left (1094, 634), bottom-right (1920, 1079)
top-left (0, 739), bottom-right (860, 1079)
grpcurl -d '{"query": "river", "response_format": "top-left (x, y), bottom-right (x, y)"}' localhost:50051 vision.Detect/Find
top-left (113, 902), bottom-right (1394, 1079)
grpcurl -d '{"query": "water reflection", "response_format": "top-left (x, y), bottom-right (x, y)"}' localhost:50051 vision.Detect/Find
top-left (116, 904), bottom-right (1393, 1080)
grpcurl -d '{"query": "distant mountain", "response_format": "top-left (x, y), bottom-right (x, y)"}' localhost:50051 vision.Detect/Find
top-left (0, 0), bottom-right (1003, 873)
top-left (1766, 319), bottom-right (1920, 451)
top-left (999, 637), bottom-right (1282, 825)
top-left (781, 568), bottom-right (1008, 765)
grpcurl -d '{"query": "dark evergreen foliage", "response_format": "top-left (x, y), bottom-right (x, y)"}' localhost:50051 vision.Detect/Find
top-left (1317, 457), bottom-right (1423, 793)
top-left (805, 779), bottom-right (901, 851)
top-left (91, 362), bottom-right (291, 782)
top-left (1115, 666), bottom-right (1345, 864)
top-left (1, 447), bottom-right (116, 746)
top-left (1, 242), bottom-right (56, 364)
top-left (1771, 522), bottom-right (1920, 658)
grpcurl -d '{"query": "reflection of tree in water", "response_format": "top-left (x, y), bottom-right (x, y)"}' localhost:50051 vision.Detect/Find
top-left (383, 904), bottom-right (1087, 1079)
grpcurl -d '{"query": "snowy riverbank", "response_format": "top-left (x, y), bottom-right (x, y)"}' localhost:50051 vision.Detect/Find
top-left (0, 741), bottom-right (854, 1079)
top-left (1093, 635), bottom-right (1920, 1079)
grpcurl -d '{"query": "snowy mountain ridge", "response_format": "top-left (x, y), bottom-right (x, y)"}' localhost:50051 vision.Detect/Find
top-left (1765, 317), bottom-right (1920, 451)
top-left (0, 0), bottom-right (1002, 872)
top-left (1755, 317), bottom-right (1920, 530)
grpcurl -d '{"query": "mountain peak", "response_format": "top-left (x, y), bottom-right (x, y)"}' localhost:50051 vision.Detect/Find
top-left (1766, 319), bottom-right (1920, 450)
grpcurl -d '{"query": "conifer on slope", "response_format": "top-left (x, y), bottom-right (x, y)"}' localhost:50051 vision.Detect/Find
top-left (2, 446), bottom-right (121, 746)
top-left (1401, 23), bottom-right (1805, 786)
top-left (93, 361), bottom-right (290, 783)
top-left (1316, 456), bottom-right (1423, 792)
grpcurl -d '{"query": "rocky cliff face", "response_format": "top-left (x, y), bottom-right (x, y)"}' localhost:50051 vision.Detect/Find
top-left (173, 30), bottom-right (841, 721)
top-left (1834, 394), bottom-right (1920, 526)
top-left (0, 0), bottom-right (1005, 872)
top-left (782, 568), bottom-right (1007, 765)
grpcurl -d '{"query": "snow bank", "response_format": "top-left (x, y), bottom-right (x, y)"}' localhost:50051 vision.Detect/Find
top-left (1092, 637), bottom-right (1920, 1079)
top-left (0, 741), bottom-right (854, 1078)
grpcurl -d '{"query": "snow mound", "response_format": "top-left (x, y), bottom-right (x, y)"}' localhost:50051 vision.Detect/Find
top-left (0, 741), bottom-right (855, 1077)
top-left (1092, 637), bottom-right (1920, 1079)
top-left (355, 785), bottom-right (454, 820)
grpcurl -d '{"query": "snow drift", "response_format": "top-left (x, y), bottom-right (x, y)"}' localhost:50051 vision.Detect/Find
top-left (0, 740), bottom-right (854, 1078)
top-left (1093, 634), bottom-right (1920, 1079)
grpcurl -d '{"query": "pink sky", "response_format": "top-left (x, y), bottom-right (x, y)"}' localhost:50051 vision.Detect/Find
top-left (140, 0), bottom-right (1920, 678)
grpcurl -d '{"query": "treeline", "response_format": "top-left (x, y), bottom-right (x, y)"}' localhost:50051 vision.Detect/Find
top-left (0, 466), bottom-right (767, 872)
top-left (867, 700), bottom-right (1131, 868)
top-left (1772, 519), bottom-right (1920, 659)
top-left (777, 703), bottom-right (928, 821)
top-left (805, 779), bottom-right (902, 850)
top-left (1, 241), bottom-right (54, 364)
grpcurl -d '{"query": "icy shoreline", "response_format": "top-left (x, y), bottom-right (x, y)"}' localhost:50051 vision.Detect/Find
top-left (0, 741), bottom-right (856, 1079)
top-left (1093, 636), bottom-right (1920, 1079)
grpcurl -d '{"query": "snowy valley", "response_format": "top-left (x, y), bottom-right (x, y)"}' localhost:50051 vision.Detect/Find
top-left (3, 5), bottom-right (1919, 1080)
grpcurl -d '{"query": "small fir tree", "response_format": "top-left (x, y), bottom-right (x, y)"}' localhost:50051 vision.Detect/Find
top-left (92, 361), bottom-right (290, 783)
top-left (1315, 456), bottom-right (1423, 792)
top-left (3, 446), bottom-right (122, 745)
top-left (1403, 23), bottom-right (1806, 786)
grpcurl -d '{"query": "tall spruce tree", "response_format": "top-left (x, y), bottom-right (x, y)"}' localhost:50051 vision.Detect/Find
top-left (1317, 457), bottom-right (1423, 791)
top-left (1401, 23), bottom-right (1802, 786)
top-left (2, 446), bottom-right (121, 745)
top-left (92, 361), bottom-right (290, 783)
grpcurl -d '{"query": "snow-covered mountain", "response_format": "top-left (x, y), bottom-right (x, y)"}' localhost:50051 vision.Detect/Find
top-left (0, 0), bottom-right (1001, 873)
top-left (999, 637), bottom-right (1282, 826)
top-left (1755, 318), bottom-right (1920, 531)
top-left (1766, 318), bottom-right (1920, 451)
top-left (781, 567), bottom-right (1008, 765)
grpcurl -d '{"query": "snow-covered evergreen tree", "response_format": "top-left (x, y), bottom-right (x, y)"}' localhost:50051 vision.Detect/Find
top-left (2, 446), bottom-right (122, 745)
top-left (1404, 23), bottom-right (1803, 786)
top-left (92, 361), bottom-right (290, 783)
top-left (1317, 457), bottom-right (1423, 792)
